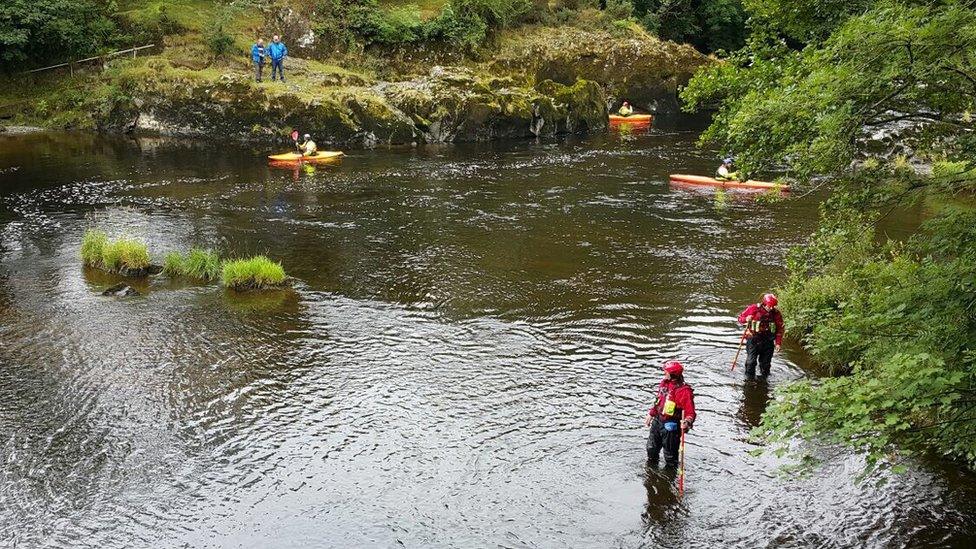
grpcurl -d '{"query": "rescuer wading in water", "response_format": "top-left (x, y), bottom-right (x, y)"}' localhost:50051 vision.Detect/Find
top-left (645, 360), bottom-right (696, 466)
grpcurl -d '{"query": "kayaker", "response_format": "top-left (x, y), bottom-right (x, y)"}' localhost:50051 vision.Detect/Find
top-left (736, 293), bottom-right (785, 379)
top-left (268, 35), bottom-right (288, 83)
top-left (716, 157), bottom-right (740, 181)
top-left (645, 360), bottom-right (696, 466)
top-left (618, 101), bottom-right (634, 117)
top-left (299, 134), bottom-right (318, 157)
top-left (251, 38), bottom-right (266, 82)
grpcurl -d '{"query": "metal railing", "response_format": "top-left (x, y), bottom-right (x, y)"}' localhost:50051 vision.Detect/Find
top-left (24, 44), bottom-right (157, 76)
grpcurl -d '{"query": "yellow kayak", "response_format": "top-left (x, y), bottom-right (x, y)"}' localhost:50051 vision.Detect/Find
top-left (267, 151), bottom-right (344, 164)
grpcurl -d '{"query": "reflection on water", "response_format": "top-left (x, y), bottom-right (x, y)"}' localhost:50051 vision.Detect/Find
top-left (0, 131), bottom-right (974, 548)
top-left (737, 380), bottom-right (771, 430)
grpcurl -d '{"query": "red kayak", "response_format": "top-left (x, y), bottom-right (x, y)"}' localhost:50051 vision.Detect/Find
top-left (669, 174), bottom-right (790, 192)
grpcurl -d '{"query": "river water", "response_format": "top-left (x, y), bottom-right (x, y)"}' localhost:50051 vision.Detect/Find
top-left (1, 129), bottom-right (974, 548)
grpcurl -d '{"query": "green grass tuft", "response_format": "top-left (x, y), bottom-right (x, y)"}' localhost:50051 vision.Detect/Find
top-left (163, 248), bottom-right (222, 280)
top-left (101, 238), bottom-right (151, 272)
top-left (221, 255), bottom-right (287, 290)
top-left (162, 251), bottom-right (186, 276)
top-left (81, 229), bottom-right (108, 267)
top-left (82, 230), bottom-right (150, 273)
top-left (184, 248), bottom-right (222, 280)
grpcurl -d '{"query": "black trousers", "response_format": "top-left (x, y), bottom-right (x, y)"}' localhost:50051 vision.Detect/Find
top-left (646, 417), bottom-right (681, 466)
top-left (745, 336), bottom-right (775, 378)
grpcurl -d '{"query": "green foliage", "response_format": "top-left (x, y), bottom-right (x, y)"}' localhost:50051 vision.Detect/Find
top-left (629, 0), bottom-right (747, 53)
top-left (81, 229), bottom-right (108, 266)
top-left (686, 0), bottom-right (976, 469)
top-left (221, 256), bottom-right (287, 290)
top-left (743, 0), bottom-right (873, 45)
top-left (682, 1), bottom-right (976, 180)
top-left (162, 251), bottom-right (185, 276)
top-left (83, 229), bottom-right (151, 273)
top-left (766, 205), bottom-right (976, 467)
top-left (0, 0), bottom-right (118, 68)
top-left (315, 0), bottom-right (534, 50)
top-left (101, 237), bottom-right (151, 272)
top-left (163, 248), bottom-right (221, 281)
top-left (206, 7), bottom-right (235, 59)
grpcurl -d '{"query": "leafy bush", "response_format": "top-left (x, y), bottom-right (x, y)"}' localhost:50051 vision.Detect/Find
top-left (0, 0), bottom-right (118, 68)
top-left (627, 0), bottom-right (747, 53)
top-left (206, 25), bottom-right (235, 57)
top-left (315, 0), bottom-right (534, 51)
top-left (222, 256), bottom-right (287, 290)
top-left (684, 0), bottom-right (976, 470)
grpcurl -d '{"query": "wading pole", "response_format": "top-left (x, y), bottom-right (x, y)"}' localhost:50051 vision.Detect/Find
top-left (678, 430), bottom-right (686, 498)
top-left (730, 328), bottom-right (748, 371)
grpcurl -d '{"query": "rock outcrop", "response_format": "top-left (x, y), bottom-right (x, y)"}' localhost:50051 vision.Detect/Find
top-left (88, 27), bottom-right (709, 145)
top-left (103, 63), bottom-right (608, 146)
top-left (492, 27), bottom-right (709, 114)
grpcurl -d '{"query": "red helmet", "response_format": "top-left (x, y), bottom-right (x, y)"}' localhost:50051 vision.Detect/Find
top-left (663, 360), bottom-right (683, 375)
top-left (762, 293), bottom-right (778, 307)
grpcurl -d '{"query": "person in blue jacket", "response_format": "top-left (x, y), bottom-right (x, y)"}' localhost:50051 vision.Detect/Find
top-left (268, 35), bottom-right (288, 83)
top-left (250, 38), bottom-right (266, 82)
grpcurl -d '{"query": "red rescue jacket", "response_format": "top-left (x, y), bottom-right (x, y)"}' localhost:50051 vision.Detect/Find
top-left (738, 303), bottom-right (784, 346)
top-left (648, 379), bottom-right (696, 424)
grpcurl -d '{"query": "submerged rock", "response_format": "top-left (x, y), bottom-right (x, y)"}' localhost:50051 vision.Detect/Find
top-left (102, 283), bottom-right (141, 297)
top-left (112, 264), bottom-right (163, 278)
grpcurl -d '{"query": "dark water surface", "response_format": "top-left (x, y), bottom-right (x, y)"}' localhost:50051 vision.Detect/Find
top-left (1, 130), bottom-right (974, 548)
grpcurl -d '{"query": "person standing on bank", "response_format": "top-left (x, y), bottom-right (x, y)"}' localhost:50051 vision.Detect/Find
top-left (251, 38), bottom-right (266, 82)
top-left (268, 35), bottom-right (288, 83)
top-left (645, 360), bottom-right (696, 466)
top-left (736, 293), bottom-right (784, 379)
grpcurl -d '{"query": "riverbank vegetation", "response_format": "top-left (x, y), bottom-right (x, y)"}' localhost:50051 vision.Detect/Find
top-left (682, 0), bottom-right (976, 468)
top-left (2, 0), bottom-right (743, 71)
top-left (1, 0), bottom-right (716, 139)
top-left (221, 256), bottom-right (287, 290)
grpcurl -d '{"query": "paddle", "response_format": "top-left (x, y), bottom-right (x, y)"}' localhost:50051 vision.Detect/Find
top-left (730, 327), bottom-right (748, 371)
top-left (291, 130), bottom-right (301, 155)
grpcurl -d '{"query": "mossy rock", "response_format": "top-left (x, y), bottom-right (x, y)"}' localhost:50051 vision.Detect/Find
top-left (494, 27), bottom-right (710, 114)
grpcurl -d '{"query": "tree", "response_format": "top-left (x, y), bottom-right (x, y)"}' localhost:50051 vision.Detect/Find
top-left (0, 0), bottom-right (117, 68)
top-left (629, 0), bottom-right (748, 53)
top-left (682, 0), bottom-right (976, 469)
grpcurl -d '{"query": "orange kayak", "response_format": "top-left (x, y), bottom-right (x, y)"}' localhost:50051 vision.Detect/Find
top-left (609, 114), bottom-right (653, 124)
top-left (669, 174), bottom-right (790, 191)
top-left (267, 151), bottom-right (344, 164)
